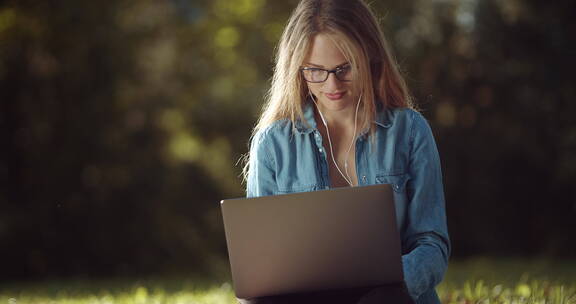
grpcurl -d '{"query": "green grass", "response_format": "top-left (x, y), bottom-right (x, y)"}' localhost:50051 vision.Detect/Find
top-left (437, 257), bottom-right (576, 303)
top-left (0, 278), bottom-right (237, 304)
top-left (1, 258), bottom-right (575, 303)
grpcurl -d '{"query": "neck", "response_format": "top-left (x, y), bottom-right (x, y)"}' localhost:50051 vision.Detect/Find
top-left (315, 103), bottom-right (360, 131)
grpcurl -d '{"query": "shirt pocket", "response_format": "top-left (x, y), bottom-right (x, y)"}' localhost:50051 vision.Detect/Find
top-left (375, 172), bottom-right (409, 235)
top-left (276, 182), bottom-right (321, 194)
top-left (375, 173), bottom-right (408, 193)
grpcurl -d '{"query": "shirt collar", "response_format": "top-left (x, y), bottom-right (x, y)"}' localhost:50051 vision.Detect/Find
top-left (294, 100), bottom-right (393, 134)
top-left (374, 101), bottom-right (393, 128)
top-left (294, 101), bottom-right (317, 134)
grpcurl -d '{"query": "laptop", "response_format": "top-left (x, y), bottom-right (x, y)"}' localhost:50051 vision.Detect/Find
top-left (220, 184), bottom-right (403, 300)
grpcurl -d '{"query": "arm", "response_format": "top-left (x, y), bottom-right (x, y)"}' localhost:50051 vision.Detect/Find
top-left (401, 111), bottom-right (451, 300)
top-left (246, 130), bottom-right (277, 197)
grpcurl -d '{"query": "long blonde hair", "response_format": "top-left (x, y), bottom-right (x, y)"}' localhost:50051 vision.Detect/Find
top-left (243, 0), bottom-right (413, 180)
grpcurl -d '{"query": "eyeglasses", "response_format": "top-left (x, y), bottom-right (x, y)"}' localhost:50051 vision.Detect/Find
top-left (300, 64), bottom-right (352, 83)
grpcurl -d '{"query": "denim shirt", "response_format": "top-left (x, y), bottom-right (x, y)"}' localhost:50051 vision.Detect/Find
top-left (246, 102), bottom-right (451, 304)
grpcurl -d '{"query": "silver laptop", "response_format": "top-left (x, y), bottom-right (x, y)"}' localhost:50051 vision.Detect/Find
top-left (220, 184), bottom-right (403, 299)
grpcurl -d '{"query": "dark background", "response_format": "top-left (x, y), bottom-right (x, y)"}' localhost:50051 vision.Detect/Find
top-left (1, 0), bottom-right (574, 282)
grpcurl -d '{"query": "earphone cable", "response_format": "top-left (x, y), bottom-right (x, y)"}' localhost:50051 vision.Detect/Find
top-left (309, 91), bottom-right (361, 187)
top-left (344, 93), bottom-right (362, 184)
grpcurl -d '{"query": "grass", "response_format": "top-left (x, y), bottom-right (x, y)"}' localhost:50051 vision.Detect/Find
top-left (0, 258), bottom-right (575, 303)
top-left (0, 278), bottom-right (237, 304)
top-left (437, 257), bottom-right (576, 303)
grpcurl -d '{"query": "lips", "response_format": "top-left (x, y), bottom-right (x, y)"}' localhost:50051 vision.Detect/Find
top-left (325, 91), bottom-right (346, 100)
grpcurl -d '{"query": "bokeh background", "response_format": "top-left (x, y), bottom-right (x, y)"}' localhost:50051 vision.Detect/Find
top-left (1, 0), bottom-right (575, 284)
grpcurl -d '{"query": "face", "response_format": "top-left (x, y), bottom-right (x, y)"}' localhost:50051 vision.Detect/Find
top-left (302, 33), bottom-right (356, 113)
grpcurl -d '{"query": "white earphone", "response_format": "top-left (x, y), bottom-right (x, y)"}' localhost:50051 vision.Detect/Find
top-left (309, 90), bottom-right (362, 187)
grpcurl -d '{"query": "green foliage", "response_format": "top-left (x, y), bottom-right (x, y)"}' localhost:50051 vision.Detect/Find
top-left (437, 280), bottom-right (576, 304)
top-left (1, 259), bottom-right (575, 304)
top-left (0, 280), bottom-right (574, 304)
top-left (0, 0), bottom-right (574, 279)
top-left (438, 258), bottom-right (576, 303)
top-left (0, 284), bottom-right (237, 304)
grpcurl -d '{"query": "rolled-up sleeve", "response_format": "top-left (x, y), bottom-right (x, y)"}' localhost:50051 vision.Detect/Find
top-left (401, 111), bottom-right (451, 301)
top-left (246, 130), bottom-right (277, 198)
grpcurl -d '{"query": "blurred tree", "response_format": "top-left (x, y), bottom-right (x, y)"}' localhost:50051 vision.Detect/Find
top-left (0, 0), bottom-right (574, 282)
top-left (381, 0), bottom-right (576, 257)
top-left (0, 0), bottom-right (230, 280)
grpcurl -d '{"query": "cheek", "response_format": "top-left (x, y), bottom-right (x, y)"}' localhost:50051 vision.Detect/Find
top-left (307, 84), bottom-right (321, 96)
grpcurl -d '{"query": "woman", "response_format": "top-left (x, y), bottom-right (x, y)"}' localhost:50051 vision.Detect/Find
top-left (243, 0), bottom-right (450, 303)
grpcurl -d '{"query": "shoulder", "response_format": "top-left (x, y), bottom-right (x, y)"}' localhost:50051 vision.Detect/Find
top-left (252, 120), bottom-right (291, 143)
top-left (250, 119), bottom-right (297, 159)
top-left (252, 119), bottom-right (296, 145)
top-left (381, 107), bottom-right (435, 147)
top-left (388, 107), bottom-right (428, 125)
top-left (379, 107), bottom-right (430, 132)
top-left (250, 119), bottom-right (298, 168)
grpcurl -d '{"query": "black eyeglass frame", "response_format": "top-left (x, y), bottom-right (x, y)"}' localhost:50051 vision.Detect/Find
top-left (299, 64), bottom-right (352, 83)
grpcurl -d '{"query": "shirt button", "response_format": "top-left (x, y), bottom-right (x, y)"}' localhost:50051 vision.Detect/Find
top-left (319, 148), bottom-right (323, 153)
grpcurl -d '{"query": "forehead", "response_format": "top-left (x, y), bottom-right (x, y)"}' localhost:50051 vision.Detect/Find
top-left (304, 33), bottom-right (348, 68)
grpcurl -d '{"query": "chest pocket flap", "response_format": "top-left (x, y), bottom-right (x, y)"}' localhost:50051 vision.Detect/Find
top-left (375, 173), bottom-right (408, 193)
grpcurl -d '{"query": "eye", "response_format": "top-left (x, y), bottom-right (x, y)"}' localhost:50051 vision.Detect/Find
top-left (335, 65), bottom-right (352, 80)
top-left (336, 64), bottom-right (350, 72)
top-left (301, 68), bottom-right (327, 82)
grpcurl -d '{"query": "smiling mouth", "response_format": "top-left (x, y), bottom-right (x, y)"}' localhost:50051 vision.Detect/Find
top-left (325, 91), bottom-right (346, 100)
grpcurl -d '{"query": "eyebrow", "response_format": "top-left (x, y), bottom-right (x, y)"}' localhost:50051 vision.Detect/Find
top-left (304, 61), bottom-right (349, 69)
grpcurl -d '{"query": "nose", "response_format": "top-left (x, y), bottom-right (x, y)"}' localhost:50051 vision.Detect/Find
top-left (323, 72), bottom-right (342, 92)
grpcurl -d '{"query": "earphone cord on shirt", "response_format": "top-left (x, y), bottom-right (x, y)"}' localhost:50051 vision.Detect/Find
top-left (310, 91), bottom-right (362, 187)
top-left (344, 93), bottom-right (361, 184)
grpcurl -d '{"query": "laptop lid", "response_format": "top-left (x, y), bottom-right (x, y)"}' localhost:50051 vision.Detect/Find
top-left (220, 184), bottom-right (403, 299)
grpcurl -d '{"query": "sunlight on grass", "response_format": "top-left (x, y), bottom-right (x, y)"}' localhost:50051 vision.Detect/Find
top-left (1, 280), bottom-right (574, 304)
top-left (437, 280), bottom-right (576, 304)
top-left (437, 257), bottom-right (576, 303)
top-left (0, 283), bottom-right (238, 304)
top-left (1, 258), bottom-right (575, 303)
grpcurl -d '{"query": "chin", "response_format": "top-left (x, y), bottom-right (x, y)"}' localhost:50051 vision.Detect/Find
top-left (318, 96), bottom-right (353, 112)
